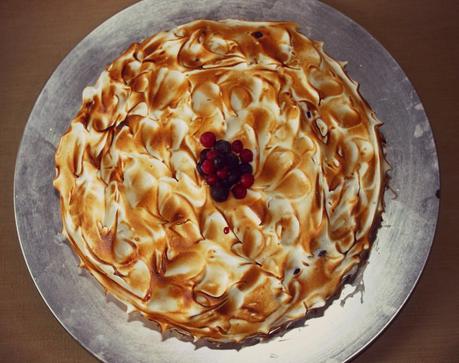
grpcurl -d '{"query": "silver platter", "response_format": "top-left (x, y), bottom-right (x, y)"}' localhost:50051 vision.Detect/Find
top-left (14, 0), bottom-right (440, 362)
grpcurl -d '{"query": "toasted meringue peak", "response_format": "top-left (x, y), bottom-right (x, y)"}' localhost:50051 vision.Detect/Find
top-left (54, 19), bottom-right (385, 342)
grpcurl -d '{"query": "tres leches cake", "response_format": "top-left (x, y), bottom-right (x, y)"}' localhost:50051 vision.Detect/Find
top-left (53, 20), bottom-right (385, 343)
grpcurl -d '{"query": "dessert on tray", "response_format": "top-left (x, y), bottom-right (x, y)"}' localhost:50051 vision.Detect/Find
top-left (54, 19), bottom-right (385, 342)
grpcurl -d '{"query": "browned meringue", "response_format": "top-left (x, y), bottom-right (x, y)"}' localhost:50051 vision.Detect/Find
top-left (53, 19), bottom-right (385, 342)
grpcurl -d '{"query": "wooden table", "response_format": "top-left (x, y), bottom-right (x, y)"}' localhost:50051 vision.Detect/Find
top-left (0, 1), bottom-right (457, 361)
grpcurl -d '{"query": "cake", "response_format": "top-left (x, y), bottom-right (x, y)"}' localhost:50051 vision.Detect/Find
top-left (53, 19), bottom-right (385, 343)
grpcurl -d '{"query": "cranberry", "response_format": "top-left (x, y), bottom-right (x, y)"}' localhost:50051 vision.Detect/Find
top-left (251, 31), bottom-right (263, 39)
top-left (239, 163), bottom-right (252, 175)
top-left (240, 173), bottom-right (254, 188)
top-left (231, 140), bottom-right (243, 153)
top-left (213, 156), bottom-right (225, 170)
top-left (232, 183), bottom-right (247, 199)
top-left (206, 149), bottom-right (219, 161)
top-left (217, 168), bottom-right (229, 179)
top-left (197, 161), bottom-right (205, 176)
top-left (214, 140), bottom-right (231, 153)
top-left (211, 183), bottom-right (229, 202)
top-left (224, 153), bottom-right (239, 169)
top-left (240, 148), bottom-right (253, 163)
top-left (223, 226), bottom-right (230, 234)
top-left (201, 159), bottom-right (214, 174)
top-left (200, 148), bottom-right (210, 162)
top-left (200, 132), bottom-right (216, 147)
top-left (206, 174), bottom-right (217, 185)
top-left (197, 136), bottom-right (255, 201)
top-left (227, 169), bottom-right (241, 186)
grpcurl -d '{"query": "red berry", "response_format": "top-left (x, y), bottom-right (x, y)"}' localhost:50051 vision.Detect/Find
top-left (240, 148), bottom-right (253, 163)
top-left (206, 174), bottom-right (217, 185)
top-left (214, 140), bottom-right (231, 153)
top-left (227, 169), bottom-right (241, 186)
top-left (213, 156), bottom-right (225, 170)
top-left (200, 132), bottom-right (216, 147)
top-left (223, 226), bottom-right (230, 234)
top-left (201, 159), bottom-right (214, 174)
top-left (211, 183), bottom-right (229, 202)
top-left (199, 148), bottom-right (210, 162)
top-left (206, 149), bottom-right (219, 161)
top-left (231, 140), bottom-right (243, 153)
top-left (232, 183), bottom-right (247, 199)
top-left (217, 167), bottom-right (229, 179)
top-left (240, 173), bottom-right (254, 188)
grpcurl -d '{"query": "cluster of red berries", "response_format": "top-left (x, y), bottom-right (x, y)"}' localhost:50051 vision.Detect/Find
top-left (197, 132), bottom-right (254, 202)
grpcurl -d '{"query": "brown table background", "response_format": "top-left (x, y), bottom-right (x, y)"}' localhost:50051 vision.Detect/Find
top-left (1, 1), bottom-right (458, 362)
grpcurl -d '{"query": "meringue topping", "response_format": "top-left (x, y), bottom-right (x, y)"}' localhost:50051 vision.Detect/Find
top-left (53, 19), bottom-right (385, 342)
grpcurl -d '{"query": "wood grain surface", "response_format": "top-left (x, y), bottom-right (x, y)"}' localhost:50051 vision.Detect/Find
top-left (0, 1), bottom-right (457, 362)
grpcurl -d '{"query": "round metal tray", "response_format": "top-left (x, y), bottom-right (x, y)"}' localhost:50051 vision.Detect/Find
top-left (14, 1), bottom-right (440, 362)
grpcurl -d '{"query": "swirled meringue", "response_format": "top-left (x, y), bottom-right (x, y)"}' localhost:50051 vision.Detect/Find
top-left (54, 19), bottom-right (385, 342)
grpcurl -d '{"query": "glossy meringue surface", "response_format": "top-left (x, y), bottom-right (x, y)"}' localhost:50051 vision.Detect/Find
top-left (53, 19), bottom-right (385, 342)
